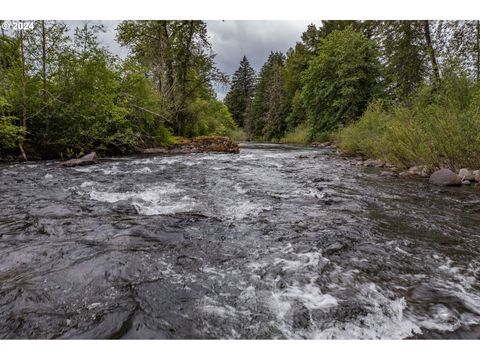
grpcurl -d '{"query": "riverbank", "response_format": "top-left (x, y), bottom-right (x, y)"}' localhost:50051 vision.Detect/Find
top-left (0, 136), bottom-right (240, 164)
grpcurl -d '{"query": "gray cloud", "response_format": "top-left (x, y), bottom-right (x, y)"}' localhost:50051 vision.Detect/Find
top-left (207, 20), bottom-right (322, 98)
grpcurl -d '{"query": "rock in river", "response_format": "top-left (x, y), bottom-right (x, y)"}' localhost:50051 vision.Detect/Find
top-left (429, 169), bottom-right (462, 186)
top-left (143, 136), bottom-right (239, 155)
top-left (62, 152), bottom-right (98, 167)
top-left (459, 168), bottom-right (475, 181)
top-left (380, 171), bottom-right (397, 177)
top-left (363, 159), bottom-right (385, 168)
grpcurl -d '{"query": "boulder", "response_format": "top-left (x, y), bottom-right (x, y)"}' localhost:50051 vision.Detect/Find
top-left (408, 165), bottom-right (429, 178)
top-left (399, 171), bottom-right (413, 178)
top-left (380, 171), bottom-right (397, 177)
top-left (474, 170), bottom-right (480, 182)
top-left (189, 136), bottom-right (239, 153)
top-left (405, 284), bottom-right (458, 304)
top-left (292, 304), bottom-right (311, 329)
top-left (143, 136), bottom-right (239, 155)
top-left (62, 152), bottom-right (98, 167)
top-left (459, 168), bottom-right (475, 181)
top-left (111, 200), bottom-right (138, 215)
top-left (429, 169), bottom-right (462, 186)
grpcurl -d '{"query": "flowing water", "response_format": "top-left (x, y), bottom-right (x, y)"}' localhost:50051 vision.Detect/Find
top-left (1, 143), bottom-right (480, 339)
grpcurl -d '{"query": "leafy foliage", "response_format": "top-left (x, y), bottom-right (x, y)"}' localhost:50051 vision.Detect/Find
top-left (337, 75), bottom-right (480, 170)
top-left (0, 96), bottom-right (25, 152)
top-left (302, 29), bottom-right (381, 140)
top-left (0, 20), bottom-right (232, 159)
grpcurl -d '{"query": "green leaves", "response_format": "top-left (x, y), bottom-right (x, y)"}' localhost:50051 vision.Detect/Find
top-left (0, 97), bottom-right (25, 152)
top-left (302, 28), bottom-right (381, 140)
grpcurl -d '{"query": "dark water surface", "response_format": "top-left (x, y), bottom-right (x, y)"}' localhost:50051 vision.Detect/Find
top-left (1, 143), bottom-right (480, 339)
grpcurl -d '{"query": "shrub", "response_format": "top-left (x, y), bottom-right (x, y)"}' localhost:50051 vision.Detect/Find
top-left (0, 97), bottom-right (25, 153)
top-left (337, 76), bottom-right (480, 170)
top-left (279, 123), bottom-right (311, 144)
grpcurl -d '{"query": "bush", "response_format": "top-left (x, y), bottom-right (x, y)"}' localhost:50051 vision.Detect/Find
top-left (185, 98), bottom-right (237, 137)
top-left (0, 97), bottom-right (25, 153)
top-left (154, 125), bottom-right (175, 146)
top-left (279, 123), bottom-right (311, 144)
top-left (226, 127), bottom-right (247, 142)
top-left (337, 76), bottom-right (480, 170)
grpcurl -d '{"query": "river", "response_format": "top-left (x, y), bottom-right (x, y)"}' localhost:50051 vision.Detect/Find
top-left (1, 143), bottom-right (480, 339)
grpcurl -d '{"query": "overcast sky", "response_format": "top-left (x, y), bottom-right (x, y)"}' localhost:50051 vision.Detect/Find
top-left (67, 20), bottom-right (322, 98)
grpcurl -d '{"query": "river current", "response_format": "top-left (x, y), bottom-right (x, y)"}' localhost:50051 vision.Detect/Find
top-left (1, 143), bottom-right (480, 339)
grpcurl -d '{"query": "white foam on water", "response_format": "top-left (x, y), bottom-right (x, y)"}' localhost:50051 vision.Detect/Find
top-left (44, 174), bottom-right (53, 179)
top-left (201, 297), bottom-right (238, 318)
top-left (135, 166), bottom-right (152, 174)
top-left (226, 200), bottom-right (272, 220)
top-left (314, 297), bottom-right (420, 339)
top-left (80, 181), bottom-right (96, 188)
top-left (271, 285), bottom-right (338, 318)
top-left (72, 166), bottom-right (97, 173)
top-left (89, 184), bottom-right (196, 215)
top-left (233, 183), bottom-right (248, 194)
top-left (90, 183), bottom-right (182, 203)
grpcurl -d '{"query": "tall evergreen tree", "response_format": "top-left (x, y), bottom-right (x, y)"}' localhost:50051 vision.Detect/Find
top-left (224, 56), bottom-right (256, 127)
top-left (263, 64), bottom-right (284, 140)
top-left (436, 21), bottom-right (480, 81)
top-left (250, 51), bottom-right (285, 138)
top-left (281, 43), bottom-right (312, 130)
top-left (377, 21), bottom-right (427, 101)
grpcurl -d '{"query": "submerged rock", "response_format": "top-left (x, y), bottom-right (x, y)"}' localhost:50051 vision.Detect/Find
top-left (380, 171), bottom-right (397, 177)
top-left (405, 284), bottom-right (459, 305)
top-left (408, 165), bottom-right (430, 178)
top-left (363, 159), bottom-right (385, 168)
top-left (62, 152), bottom-right (98, 167)
top-left (111, 200), bottom-right (138, 215)
top-left (473, 170), bottom-right (480, 182)
top-left (292, 303), bottom-right (311, 329)
top-left (429, 169), bottom-right (462, 186)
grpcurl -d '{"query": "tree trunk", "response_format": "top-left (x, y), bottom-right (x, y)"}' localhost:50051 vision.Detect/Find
top-left (19, 29), bottom-right (27, 129)
top-left (19, 28), bottom-right (28, 161)
top-left (177, 21), bottom-right (195, 135)
top-left (423, 20), bottom-right (440, 86)
top-left (476, 20), bottom-right (480, 82)
top-left (41, 20), bottom-right (49, 134)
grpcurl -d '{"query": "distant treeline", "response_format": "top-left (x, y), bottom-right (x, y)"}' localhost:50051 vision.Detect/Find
top-left (2, 20), bottom-right (480, 167)
top-left (224, 20), bottom-right (480, 165)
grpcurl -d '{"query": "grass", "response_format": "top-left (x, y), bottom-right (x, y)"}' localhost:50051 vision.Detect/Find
top-left (336, 77), bottom-right (480, 171)
top-left (278, 123), bottom-right (311, 144)
top-left (226, 127), bottom-right (248, 142)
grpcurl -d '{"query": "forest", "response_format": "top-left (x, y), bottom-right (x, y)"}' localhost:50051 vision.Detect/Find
top-left (1, 20), bottom-right (480, 169)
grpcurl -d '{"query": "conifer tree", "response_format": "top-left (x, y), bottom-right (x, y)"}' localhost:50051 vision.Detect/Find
top-left (224, 56), bottom-right (256, 127)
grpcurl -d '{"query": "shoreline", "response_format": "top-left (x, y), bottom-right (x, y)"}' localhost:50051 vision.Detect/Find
top-left (0, 136), bottom-right (240, 165)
